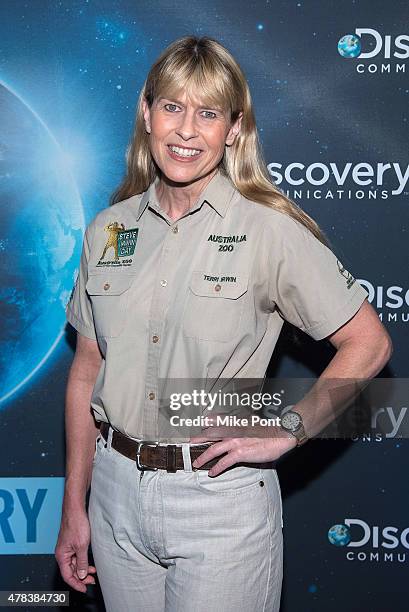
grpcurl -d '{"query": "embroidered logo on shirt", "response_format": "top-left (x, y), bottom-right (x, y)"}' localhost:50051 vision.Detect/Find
top-left (207, 233), bottom-right (246, 252)
top-left (337, 259), bottom-right (356, 289)
top-left (97, 222), bottom-right (139, 267)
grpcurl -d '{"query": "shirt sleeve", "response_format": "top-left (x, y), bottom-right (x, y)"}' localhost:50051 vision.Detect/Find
top-left (268, 213), bottom-right (369, 341)
top-left (66, 225), bottom-right (97, 340)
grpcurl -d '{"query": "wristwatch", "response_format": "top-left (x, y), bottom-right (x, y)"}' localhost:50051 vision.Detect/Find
top-left (280, 410), bottom-right (309, 447)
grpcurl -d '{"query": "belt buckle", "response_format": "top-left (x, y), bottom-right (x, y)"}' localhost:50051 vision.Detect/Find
top-left (136, 441), bottom-right (159, 471)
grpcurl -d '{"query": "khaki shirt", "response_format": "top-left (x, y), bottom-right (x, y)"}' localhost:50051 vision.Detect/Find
top-left (66, 170), bottom-right (368, 442)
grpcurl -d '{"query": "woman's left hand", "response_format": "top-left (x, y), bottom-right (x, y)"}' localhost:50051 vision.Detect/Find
top-left (189, 419), bottom-right (297, 476)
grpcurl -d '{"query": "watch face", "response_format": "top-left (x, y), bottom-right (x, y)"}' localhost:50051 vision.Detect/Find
top-left (281, 411), bottom-right (301, 432)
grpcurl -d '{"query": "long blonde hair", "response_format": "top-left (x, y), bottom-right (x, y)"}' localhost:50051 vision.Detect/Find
top-left (111, 35), bottom-right (330, 247)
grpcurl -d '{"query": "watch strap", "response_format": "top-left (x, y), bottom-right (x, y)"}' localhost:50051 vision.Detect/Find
top-left (294, 426), bottom-right (309, 446)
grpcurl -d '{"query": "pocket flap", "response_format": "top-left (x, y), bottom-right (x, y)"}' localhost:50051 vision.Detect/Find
top-left (86, 274), bottom-right (134, 296)
top-left (189, 271), bottom-right (248, 299)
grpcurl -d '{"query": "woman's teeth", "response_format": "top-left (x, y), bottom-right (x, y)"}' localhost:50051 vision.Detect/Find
top-left (168, 145), bottom-right (202, 157)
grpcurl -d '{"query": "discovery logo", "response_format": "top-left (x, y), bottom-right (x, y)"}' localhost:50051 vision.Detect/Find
top-left (268, 161), bottom-right (409, 200)
top-left (328, 519), bottom-right (409, 563)
top-left (0, 478), bottom-right (64, 554)
top-left (338, 28), bottom-right (409, 74)
top-left (351, 404), bottom-right (408, 443)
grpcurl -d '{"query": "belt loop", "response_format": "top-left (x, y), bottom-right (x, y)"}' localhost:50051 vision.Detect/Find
top-left (182, 443), bottom-right (193, 472)
top-left (107, 426), bottom-right (114, 451)
top-left (166, 444), bottom-right (177, 472)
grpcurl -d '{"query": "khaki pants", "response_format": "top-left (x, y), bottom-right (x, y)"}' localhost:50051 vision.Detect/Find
top-left (88, 426), bottom-right (284, 612)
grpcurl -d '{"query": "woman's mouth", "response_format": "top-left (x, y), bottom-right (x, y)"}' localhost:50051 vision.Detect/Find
top-left (167, 144), bottom-right (203, 161)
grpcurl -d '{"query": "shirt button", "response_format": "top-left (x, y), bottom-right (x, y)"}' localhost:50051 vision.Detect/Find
top-left (160, 279), bottom-right (168, 287)
top-left (172, 225), bottom-right (179, 234)
top-left (152, 335), bottom-right (159, 343)
top-left (214, 284), bottom-right (222, 292)
top-left (103, 282), bottom-right (110, 291)
top-left (148, 392), bottom-right (155, 400)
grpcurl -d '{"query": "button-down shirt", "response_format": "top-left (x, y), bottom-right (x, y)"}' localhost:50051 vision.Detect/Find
top-left (66, 169), bottom-right (368, 441)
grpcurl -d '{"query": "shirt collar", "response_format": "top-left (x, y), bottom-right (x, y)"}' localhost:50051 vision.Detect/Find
top-left (135, 169), bottom-right (237, 221)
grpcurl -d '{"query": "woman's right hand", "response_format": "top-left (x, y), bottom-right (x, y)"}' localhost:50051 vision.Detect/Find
top-left (54, 507), bottom-right (97, 593)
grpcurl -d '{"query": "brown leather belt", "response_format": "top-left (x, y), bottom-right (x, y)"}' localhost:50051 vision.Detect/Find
top-left (100, 422), bottom-right (274, 472)
top-left (100, 422), bottom-right (223, 472)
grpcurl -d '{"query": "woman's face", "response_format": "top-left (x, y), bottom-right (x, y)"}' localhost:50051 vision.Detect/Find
top-left (142, 91), bottom-right (242, 184)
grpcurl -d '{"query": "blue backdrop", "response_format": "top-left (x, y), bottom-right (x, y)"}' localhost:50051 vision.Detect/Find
top-left (0, 1), bottom-right (408, 610)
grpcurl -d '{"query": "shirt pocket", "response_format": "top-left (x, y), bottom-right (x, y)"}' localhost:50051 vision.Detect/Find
top-left (194, 465), bottom-right (264, 496)
top-left (182, 270), bottom-right (248, 342)
top-left (86, 273), bottom-right (134, 338)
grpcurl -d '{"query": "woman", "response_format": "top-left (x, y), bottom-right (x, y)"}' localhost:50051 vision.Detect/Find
top-left (55, 35), bottom-right (392, 611)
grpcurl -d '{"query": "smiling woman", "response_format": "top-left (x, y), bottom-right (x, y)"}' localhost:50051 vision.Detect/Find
top-left (110, 36), bottom-right (334, 244)
top-left (55, 34), bottom-right (391, 612)
top-left (140, 89), bottom-right (241, 199)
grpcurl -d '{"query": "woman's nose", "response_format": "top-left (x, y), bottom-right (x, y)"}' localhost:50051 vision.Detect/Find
top-left (175, 111), bottom-right (198, 140)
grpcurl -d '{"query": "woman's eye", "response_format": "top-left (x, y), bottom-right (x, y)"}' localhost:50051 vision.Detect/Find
top-left (201, 110), bottom-right (217, 119)
top-left (163, 105), bottom-right (217, 119)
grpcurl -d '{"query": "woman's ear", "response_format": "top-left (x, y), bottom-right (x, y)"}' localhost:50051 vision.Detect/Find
top-left (225, 111), bottom-right (243, 146)
top-left (142, 97), bottom-right (152, 133)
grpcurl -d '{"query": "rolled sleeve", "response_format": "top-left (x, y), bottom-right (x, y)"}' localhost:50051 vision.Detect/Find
top-left (269, 214), bottom-right (369, 341)
top-left (66, 225), bottom-right (97, 340)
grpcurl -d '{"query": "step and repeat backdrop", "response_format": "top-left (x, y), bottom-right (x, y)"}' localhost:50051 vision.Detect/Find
top-left (0, 1), bottom-right (408, 610)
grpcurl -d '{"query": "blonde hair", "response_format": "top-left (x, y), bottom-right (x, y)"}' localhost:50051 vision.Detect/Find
top-left (111, 35), bottom-right (330, 247)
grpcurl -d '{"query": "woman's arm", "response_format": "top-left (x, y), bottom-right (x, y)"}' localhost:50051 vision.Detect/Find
top-left (293, 298), bottom-right (393, 441)
top-left (325, 298), bottom-right (392, 376)
top-left (190, 299), bottom-right (393, 472)
top-left (55, 332), bottom-right (102, 592)
top-left (63, 333), bottom-right (103, 508)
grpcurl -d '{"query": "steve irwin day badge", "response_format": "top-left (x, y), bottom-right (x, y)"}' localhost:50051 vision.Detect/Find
top-left (97, 222), bottom-right (139, 267)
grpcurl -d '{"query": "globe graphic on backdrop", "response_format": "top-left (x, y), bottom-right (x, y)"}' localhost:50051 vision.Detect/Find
top-left (337, 34), bottom-right (362, 58)
top-left (0, 82), bottom-right (84, 404)
top-left (328, 524), bottom-right (351, 547)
